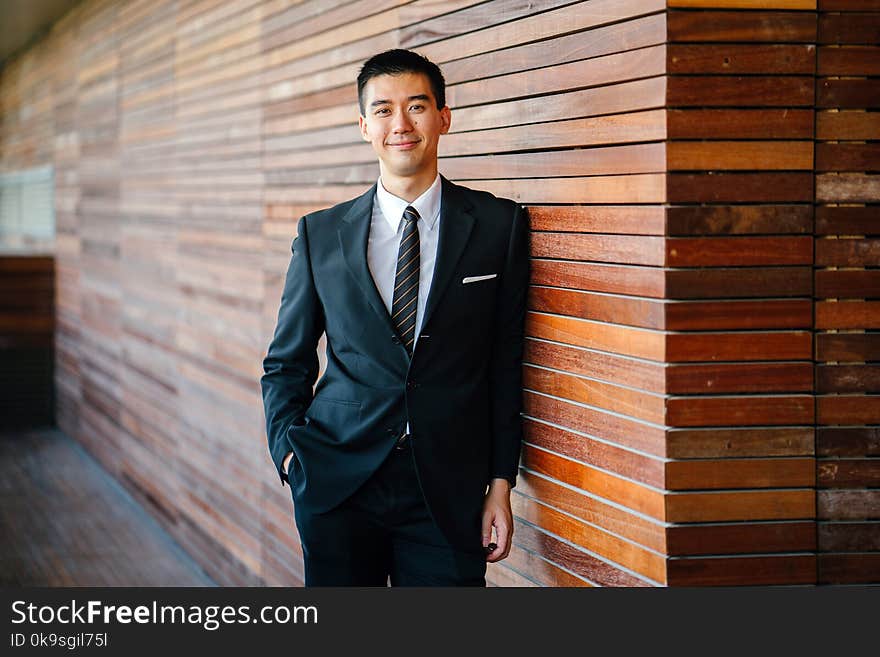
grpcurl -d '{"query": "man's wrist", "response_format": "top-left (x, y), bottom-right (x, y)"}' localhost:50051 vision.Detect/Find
top-left (489, 477), bottom-right (511, 493)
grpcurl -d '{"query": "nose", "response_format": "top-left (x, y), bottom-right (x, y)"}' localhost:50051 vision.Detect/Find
top-left (391, 108), bottom-right (413, 133)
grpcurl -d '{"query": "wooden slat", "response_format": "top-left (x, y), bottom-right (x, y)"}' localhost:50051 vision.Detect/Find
top-left (666, 331), bottom-right (813, 362)
top-left (818, 12), bottom-right (880, 44)
top-left (665, 299), bottom-right (813, 330)
top-left (666, 457), bottom-right (815, 489)
top-left (666, 236), bottom-right (813, 266)
top-left (666, 394), bottom-right (814, 426)
top-left (818, 522), bottom-right (880, 551)
top-left (818, 365), bottom-right (880, 393)
top-left (816, 301), bottom-right (880, 329)
top-left (668, 108), bottom-right (814, 138)
top-left (817, 111), bottom-right (880, 139)
top-left (816, 173), bottom-right (880, 203)
top-left (666, 204), bottom-right (813, 235)
top-left (667, 555), bottom-right (816, 586)
top-left (816, 143), bottom-right (880, 171)
top-left (669, 1), bottom-right (816, 9)
top-left (668, 44), bottom-right (815, 74)
top-left (667, 172), bottom-right (814, 202)
top-left (817, 78), bottom-right (880, 108)
top-left (668, 76), bottom-right (814, 107)
top-left (817, 427), bottom-right (880, 457)
top-left (528, 205), bottom-right (666, 235)
top-left (667, 427), bottom-right (815, 458)
top-left (667, 140), bottom-right (813, 170)
top-left (531, 233), bottom-right (665, 265)
top-left (667, 362), bottom-right (813, 394)
top-left (666, 267), bottom-right (813, 298)
top-left (818, 45), bottom-right (880, 74)
top-left (666, 489), bottom-right (815, 522)
top-left (818, 553), bottom-right (880, 584)
top-left (818, 490), bottom-right (880, 519)
top-left (667, 521), bottom-right (816, 556)
top-left (668, 10), bottom-right (817, 42)
top-left (816, 270), bottom-right (880, 298)
top-left (531, 260), bottom-right (665, 298)
top-left (817, 459), bottom-right (880, 487)
top-left (816, 206), bottom-right (880, 235)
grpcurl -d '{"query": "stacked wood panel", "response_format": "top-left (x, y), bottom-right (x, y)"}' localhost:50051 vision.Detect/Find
top-left (1, 0), bottom-right (878, 586)
top-left (664, 0), bottom-right (818, 586)
top-left (814, 0), bottom-right (880, 585)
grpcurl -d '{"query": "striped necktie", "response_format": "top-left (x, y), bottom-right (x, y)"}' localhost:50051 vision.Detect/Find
top-left (391, 205), bottom-right (420, 356)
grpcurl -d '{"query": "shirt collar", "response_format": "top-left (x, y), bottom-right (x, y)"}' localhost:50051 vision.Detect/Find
top-left (375, 174), bottom-right (442, 233)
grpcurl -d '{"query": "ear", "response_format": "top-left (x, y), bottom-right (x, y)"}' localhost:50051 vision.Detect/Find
top-left (439, 106), bottom-right (451, 135)
top-left (358, 114), bottom-right (370, 142)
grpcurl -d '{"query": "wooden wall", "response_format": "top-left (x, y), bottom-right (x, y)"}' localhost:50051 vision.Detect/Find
top-left (664, 0), bottom-right (819, 587)
top-left (0, 0), bottom-right (877, 586)
top-left (814, 0), bottom-right (880, 585)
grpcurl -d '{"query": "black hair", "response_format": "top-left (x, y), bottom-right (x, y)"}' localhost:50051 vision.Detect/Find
top-left (357, 49), bottom-right (446, 115)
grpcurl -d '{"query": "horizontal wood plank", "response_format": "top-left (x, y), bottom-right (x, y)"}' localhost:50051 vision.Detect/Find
top-left (667, 554), bottom-right (816, 586)
top-left (667, 427), bottom-right (815, 458)
top-left (668, 43), bottom-right (815, 74)
top-left (667, 521), bottom-right (816, 556)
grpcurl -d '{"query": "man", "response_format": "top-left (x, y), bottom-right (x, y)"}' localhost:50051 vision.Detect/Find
top-left (261, 49), bottom-right (529, 586)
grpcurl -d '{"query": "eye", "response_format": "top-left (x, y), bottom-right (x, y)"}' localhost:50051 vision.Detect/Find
top-left (374, 108), bottom-right (390, 115)
top-left (410, 104), bottom-right (424, 111)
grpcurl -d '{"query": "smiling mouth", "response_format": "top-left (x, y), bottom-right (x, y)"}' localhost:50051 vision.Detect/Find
top-left (387, 141), bottom-right (419, 149)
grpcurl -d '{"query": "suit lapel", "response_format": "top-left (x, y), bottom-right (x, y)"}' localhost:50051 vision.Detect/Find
top-left (420, 176), bottom-right (475, 333)
top-left (338, 183), bottom-right (400, 336)
top-left (336, 176), bottom-right (475, 341)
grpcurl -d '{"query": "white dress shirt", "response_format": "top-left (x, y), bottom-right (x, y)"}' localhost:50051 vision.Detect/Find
top-left (367, 174), bottom-right (442, 436)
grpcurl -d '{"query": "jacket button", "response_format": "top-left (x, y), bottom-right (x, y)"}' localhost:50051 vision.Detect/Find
top-left (391, 335), bottom-right (401, 344)
top-left (406, 381), bottom-right (418, 390)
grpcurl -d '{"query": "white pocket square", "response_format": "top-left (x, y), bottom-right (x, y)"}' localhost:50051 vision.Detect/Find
top-left (462, 274), bottom-right (497, 284)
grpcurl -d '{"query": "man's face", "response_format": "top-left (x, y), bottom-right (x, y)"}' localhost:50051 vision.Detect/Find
top-left (359, 72), bottom-right (451, 180)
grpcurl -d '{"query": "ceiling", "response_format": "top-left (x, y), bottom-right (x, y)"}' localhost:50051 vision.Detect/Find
top-left (0, 0), bottom-right (82, 69)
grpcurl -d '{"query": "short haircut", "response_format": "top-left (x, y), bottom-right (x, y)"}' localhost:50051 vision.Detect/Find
top-left (357, 49), bottom-right (446, 115)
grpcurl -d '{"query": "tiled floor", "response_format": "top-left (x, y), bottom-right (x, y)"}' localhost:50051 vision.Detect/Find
top-left (0, 427), bottom-right (215, 586)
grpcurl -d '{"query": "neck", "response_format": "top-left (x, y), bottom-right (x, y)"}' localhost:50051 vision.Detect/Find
top-left (379, 166), bottom-right (438, 203)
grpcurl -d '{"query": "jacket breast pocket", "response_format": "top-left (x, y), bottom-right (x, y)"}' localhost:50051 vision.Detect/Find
top-left (457, 273), bottom-right (498, 313)
top-left (305, 397), bottom-right (362, 433)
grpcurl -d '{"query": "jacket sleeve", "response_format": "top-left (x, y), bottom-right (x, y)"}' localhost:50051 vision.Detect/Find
top-left (489, 203), bottom-right (530, 488)
top-left (261, 215), bottom-right (325, 486)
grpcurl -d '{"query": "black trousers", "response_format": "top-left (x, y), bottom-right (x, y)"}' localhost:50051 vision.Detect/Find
top-left (292, 435), bottom-right (487, 586)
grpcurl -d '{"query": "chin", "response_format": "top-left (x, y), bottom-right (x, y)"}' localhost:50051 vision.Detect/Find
top-left (384, 161), bottom-right (423, 178)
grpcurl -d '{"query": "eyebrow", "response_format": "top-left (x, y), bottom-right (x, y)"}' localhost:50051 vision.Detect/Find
top-left (370, 94), bottom-right (431, 108)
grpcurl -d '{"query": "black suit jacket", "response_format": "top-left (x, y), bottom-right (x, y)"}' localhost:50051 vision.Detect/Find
top-left (261, 175), bottom-right (529, 549)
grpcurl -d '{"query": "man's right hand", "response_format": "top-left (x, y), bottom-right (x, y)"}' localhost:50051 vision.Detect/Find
top-left (282, 451), bottom-right (293, 475)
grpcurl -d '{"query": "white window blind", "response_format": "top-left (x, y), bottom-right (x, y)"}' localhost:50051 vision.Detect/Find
top-left (0, 165), bottom-right (54, 249)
